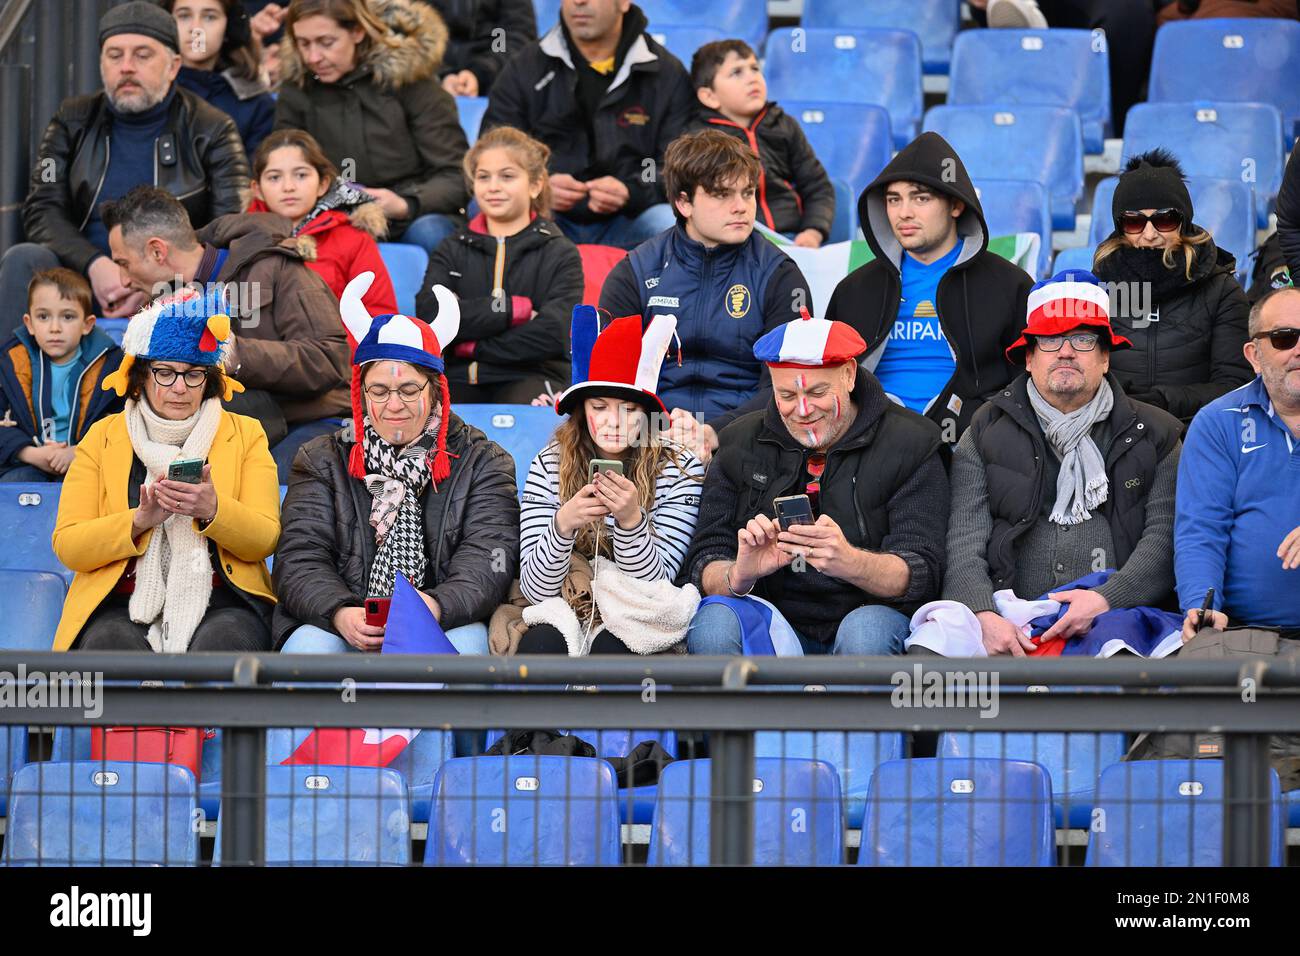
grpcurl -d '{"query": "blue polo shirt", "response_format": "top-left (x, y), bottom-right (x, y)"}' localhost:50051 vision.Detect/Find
top-left (1175, 377), bottom-right (1300, 629)
top-left (872, 244), bottom-right (960, 414)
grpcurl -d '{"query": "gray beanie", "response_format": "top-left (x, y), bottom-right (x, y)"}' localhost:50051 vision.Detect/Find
top-left (99, 1), bottom-right (180, 54)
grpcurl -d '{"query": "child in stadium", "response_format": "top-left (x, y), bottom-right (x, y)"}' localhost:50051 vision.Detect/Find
top-left (0, 268), bottom-right (123, 482)
top-left (689, 39), bottom-right (835, 249)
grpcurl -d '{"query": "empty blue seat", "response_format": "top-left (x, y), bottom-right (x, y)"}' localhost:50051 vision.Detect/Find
top-left (939, 731), bottom-right (1127, 828)
top-left (975, 179), bottom-right (1053, 279)
top-left (648, 757), bottom-right (843, 866)
top-left (3, 760), bottom-right (198, 866)
top-left (785, 100), bottom-right (892, 198)
top-left (859, 757), bottom-right (1056, 866)
top-left (948, 28), bottom-right (1110, 153)
top-left (0, 483), bottom-right (70, 584)
top-left (51, 725), bottom-right (92, 762)
top-left (376, 242), bottom-right (431, 317)
top-left (755, 731), bottom-right (902, 829)
top-left (455, 403), bottom-right (560, 495)
top-left (1149, 18), bottom-right (1300, 140)
top-left (533, 0), bottom-right (560, 32)
top-left (647, 25), bottom-right (726, 65)
top-left (98, 317), bottom-right (129, 346)
top-left (801, 0), bottom-right (960, 74)
top-left (455, 95), bottom-right (489, 145)
top-left (1122, 102), bottom-right (1284, 229)
top-left (0, 569), bottom-right (65, 651)
top-left (1053, 245), bottom-right (1096, 273)
top-left (924, 105), bottom-right (1084, 231)
top-left (0, 726), bottom-right (26, 819)
top-left (764, 28), bottom-right (923, 150)
top-left (827, 177), bottom-right (858, 244)
top-left (425, 755), bottom-right (621, 865)
top-left (639, 0), bottom-right (767, 48)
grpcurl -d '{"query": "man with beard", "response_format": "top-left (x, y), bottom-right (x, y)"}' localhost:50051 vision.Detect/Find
top-left (682, 310), bottom-right (948, 656)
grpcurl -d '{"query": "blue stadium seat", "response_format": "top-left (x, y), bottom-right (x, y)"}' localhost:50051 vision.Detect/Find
top-left (1087, 759), bottom-right (1284, 867)
top-left (1288, 788), bottom-right (1300, 828)
top-left (755, 731), bottom-right (902, 829)
top-left (647, 757), bottom-right (844, 866)
top-left (948, 29), bottom-right (1110, 153)
top-left (1149, 18), bottom-right (1300, 140)
top-left (924, 105), bottom-right (1084, 231)
top-left (454, 403), bottom-right (560, 496)
top-left (785, 100), bottom-right (892, 198)
top-left (0, 726), bottom-right (26, 819)
top-left (0, 483), bottom-right (70, 584)
top-left (764, 28), bottom-right (924, 150)
top-left (0, 569), bottom-right (65, 651)
top-left (198, 729), bottom-right (221, 820)
top-left (801, 0), bottom-right (960, 75)
top-left (454, 95), bottom-right (489, 146)
top-left (939, 732), bottom-right (1127, 828)
top-left (1053, 245), bottom-right (1097, 274)
top-left (51, 725), bottom-right (92, 762)
top-left (533, 0), bottom-right (560, 33)
top-left (974, 179), bottom-right (1053, 279)
top-left (647, 25), bottom-right (726, 66)
top-left (827, 177), bottom-right (858, 243)
top-left (376, 242), bottom-right (431, 316)
top-left (215, 764), bottom-right (410, 866)
top-left (98, 317), bottom-right (128, 346)
top-left (1122, 102), bottom-right (1285, 229)
top-left (3, 760), bottom-right (198, 866)
top-left (639, 0), bottom-right (767, 48)
top-left (859, 757), bottom-right (1056, 866)
top-left (425, 755), bottom-right (621, 865)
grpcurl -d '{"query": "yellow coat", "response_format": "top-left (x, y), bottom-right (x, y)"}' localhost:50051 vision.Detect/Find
top-left (51, 410), bottom-right (280, 651)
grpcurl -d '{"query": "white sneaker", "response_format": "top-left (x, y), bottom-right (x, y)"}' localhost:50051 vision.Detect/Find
top-left (987, 0), bottom-right (1049, 29)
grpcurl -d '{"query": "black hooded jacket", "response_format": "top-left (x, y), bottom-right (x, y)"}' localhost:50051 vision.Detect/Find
top-left (823, 132), bottom-right (1034, 437)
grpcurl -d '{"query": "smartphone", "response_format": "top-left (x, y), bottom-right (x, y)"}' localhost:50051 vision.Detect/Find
top-left (167, 457), bottom-right (204, 483)
top-left (364, 597), bottom-right (392, 628)
top-left (588, 458), bottom-right (624, 482)
top-left (773, 493), bottom-right (815, 531)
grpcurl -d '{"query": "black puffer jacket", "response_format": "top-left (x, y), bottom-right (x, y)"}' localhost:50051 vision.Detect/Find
top-left (271, 415), bottom-right (520, 648)
top-left (423, 0), bottom-right (538, 93)
top-left (1093, 234), bottom-right (1251, 423)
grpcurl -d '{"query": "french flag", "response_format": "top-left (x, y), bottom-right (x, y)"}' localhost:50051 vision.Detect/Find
top-left (282, 574), bottom-right (458, 767)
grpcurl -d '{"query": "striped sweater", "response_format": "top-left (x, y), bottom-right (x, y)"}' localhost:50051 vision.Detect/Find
top-left (519, 441), bottom-right (705, 605)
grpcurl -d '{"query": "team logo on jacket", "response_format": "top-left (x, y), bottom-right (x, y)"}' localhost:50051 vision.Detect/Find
top-left (726, 284), bottom-right (752, 318)
top-left (618, 106), bottom-right (650, 127)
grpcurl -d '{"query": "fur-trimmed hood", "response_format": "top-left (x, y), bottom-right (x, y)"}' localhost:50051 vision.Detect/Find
top-left (279, 0), bottom-right (448, 90)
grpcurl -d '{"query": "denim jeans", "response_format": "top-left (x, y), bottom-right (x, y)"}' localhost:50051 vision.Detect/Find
top-left (280, 621), bottom-right (490, 655)
top-left (685, 599), bottom-right (909, 656)
top-left (395, 213), bottom-right (460, 256)
top-left (552, 203), bottom-right (677, 250)
top-left (0, 464), bottom-right (60, 483)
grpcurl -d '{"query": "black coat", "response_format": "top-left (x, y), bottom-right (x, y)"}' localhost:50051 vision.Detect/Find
top-left (417, 216), bottom-right (584, 386)
top-left (1277, 145), bottom-right (1300, 280)
top-left (424, 0), bottom-right (538, 93)
top-left (271, 415), bottom-right (520, 648)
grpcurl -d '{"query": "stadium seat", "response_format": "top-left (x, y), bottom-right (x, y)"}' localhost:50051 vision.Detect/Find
top-left (454, 95), bottom-right (489, 145)
top-left (801, 0), bottom-right (960, 75)
top-left (425, 755), bottom-right (622, 865)
top-left (0, 569), bottom-right (65, 651)
top-left (639, 0), bottom-right (767, 48)
top-left (755, 731), bottom-right (903, 829)
top-left (1149, 18), bottom-right (1300, 140)
top-left (859, 757), bottom-right (1056, 866)
top-left (947, 28), bottom-right (1110, 153)
top-left (1086, 759), bottom-right (1284, 867)
top-left (1122, 102), bottom-right (1285, 229)
top-left (0, 726), bottom-right (26, 819)
top-left (785, 100), bottom-right (892, 198)
top-left (974, 179), bottom-right (1053, 279)
top-left (647, 757), bottom-right (844, 866)
top-left (924, 105), bottom-right (1084, 231)
top-left (455, 403), bottom-right (559, 495)
top-left (1053, 245), bottom-right (1097, 274)
top-left (98, 317), bottom-right (128, 346)
top-left (214, 764), bottom-right (410, 866)
top-left (533, 0), bottom-right (560, 32)
top-left (1287, 788), bottom-right (1300, 829)
top-left (939, 732), bottom-right (1127, 828)
top-left (764, 28), bottom-right (924, 150)
top-left (827, 177), bottom-right (858, 244)
top-left (647, 25), bottom-right (726, 65)
top-left (3, 760), bottom-right (198, 865)
top-left (0, 482), bottom-right (70, 584)
top-left (198, 729), bottom-right (221, 820)
top-left (376, 242), bottom-right (430, 316)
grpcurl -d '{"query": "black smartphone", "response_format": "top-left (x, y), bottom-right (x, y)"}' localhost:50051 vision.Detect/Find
top-left (773, 493), bottom-right (815, 531)
top-left (167, 457), bottom-right (204, 483)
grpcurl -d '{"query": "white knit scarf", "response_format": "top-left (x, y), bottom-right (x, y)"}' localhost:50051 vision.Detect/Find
top-left (1026, 378), bottom-right (1114, 526)
top-left (123, 397), bottom-right (223, 653)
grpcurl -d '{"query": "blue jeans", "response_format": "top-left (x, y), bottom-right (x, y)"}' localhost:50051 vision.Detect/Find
top-left (686, 600), bottom-right (909, 656)
top-left (396, 213), bottom-right (460, 256)
top-left (280, 621), bottom-right (490, 655)
top-left (0, 464), bottom-right (60, 483)
top-left (553, 203), bottom-right (677, 250)
top-left (271, 418), bottom-right (344, 483)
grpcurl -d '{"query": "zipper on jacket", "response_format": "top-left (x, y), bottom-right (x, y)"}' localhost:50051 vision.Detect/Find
top-left (708, 112), bottom-right (775, 229)
top-left (492, 235), bottom-right (506, 297)
top-left (850, 474), bottom-right (867, 539)
top-left (1146, 309), bottom-right (1159, 388)
top-left (79, 137), bottom-right (111, 232)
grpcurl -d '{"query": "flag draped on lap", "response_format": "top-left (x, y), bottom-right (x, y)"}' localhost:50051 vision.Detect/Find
top-left (282, 574), bottom-right (457, 766)
top-left (696, 595), bottom-right (804, 656)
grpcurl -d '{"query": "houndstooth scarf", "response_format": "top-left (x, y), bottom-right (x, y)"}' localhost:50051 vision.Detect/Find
top-left (1026, 378), bottom-right (1114, 526)
top-left (362, 412), bottom-right (440, 597)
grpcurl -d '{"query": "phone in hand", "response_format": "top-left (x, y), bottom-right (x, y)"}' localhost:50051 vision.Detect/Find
top-left (588, 458), bottom-right (624, 482)
top-left (773, 493), bottom-right (815, 531)
top-left (167, 457), bottom-right (204, 483)
top-left (364, 597), bottom-right (391, 628)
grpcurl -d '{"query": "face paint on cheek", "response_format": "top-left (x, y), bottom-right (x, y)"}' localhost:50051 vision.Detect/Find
top-left (393, 429), bottom-right (404, 443)
top-left (805, 427), bottom-right (819, 446)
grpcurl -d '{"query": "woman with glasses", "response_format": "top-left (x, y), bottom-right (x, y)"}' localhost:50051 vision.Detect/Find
top-left (1091, 149), bottom-right (1251, 423)
top-left (51, 289), bottom-right (279, 652)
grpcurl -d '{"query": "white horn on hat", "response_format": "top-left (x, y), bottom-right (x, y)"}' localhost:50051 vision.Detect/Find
top-left (426, 283), bottom-right (461, 349)
top-left (340, 271), bottom-right (377, 344)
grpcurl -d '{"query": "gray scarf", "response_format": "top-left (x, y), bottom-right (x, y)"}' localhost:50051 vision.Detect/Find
top-left (1026, 378), bottom-right (1114, 526)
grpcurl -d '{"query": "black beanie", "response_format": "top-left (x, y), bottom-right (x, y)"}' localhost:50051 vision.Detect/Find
top-left (99, 1), bottom-right (181, 54)
top-left (1112, 156), bottom-right (1194, 231)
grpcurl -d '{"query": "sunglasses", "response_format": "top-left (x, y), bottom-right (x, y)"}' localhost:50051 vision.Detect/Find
top-left (1119, 208), bottom-right (1184, 235)
top-left (1251, 327), bottom-right (1300, 352)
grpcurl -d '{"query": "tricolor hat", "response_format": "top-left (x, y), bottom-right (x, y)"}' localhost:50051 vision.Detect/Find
top-left (1005, 269), bottom-right (1131, 364)
top-left (101, 285), bottom-right (243, 401)
top-left (752, 307), bottom-right (866, 367)
top-left (555, 306), bottom-right (678, 416)
top-left (340, 271), bottom-right (461, 481)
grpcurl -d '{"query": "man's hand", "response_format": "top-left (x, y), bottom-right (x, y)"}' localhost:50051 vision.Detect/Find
top-left (977, 610), bottom-right (1037, 657)
top-left (1040, 588), bottom-right (1111, 641)
top-left (793, 229), bottom-right (823, 248)
top-left (733, 513), bottom-right (793, 591)
top-left (1279, 526), bottom-right (1300, 570)
top-left (366, 187), bottom-right (413, 221)
top-left (333, 606), bottom-right (385, 651)
top-left (88, 257), bottom-right (145, 317)
top-left (48, 445), bottom-right (77, 475)
top-left (441, 70), bottom-right (479, 96)
top-left (549, 174), bottom-right (588, 213)
top-left (585, 176), bottom-right (629, 215)
top-left (154, 464), bottom-right (218, 524)
top-left (555, 483), bottom-right (609, 537)
top-left (250, 2), bottom-right (287, 39)
top-left (776, 514), bottom-right (858, 580)
top-left (530, 390), bottom-right (555, 407)
top-left (592, 469), bottom-right (641, 530)
top-left (1181, 607), bottom-right (1229, 643)
top-left (17, 443), bottom-right (66, 475)
top-left (667, 408), bottom-right (719, 463)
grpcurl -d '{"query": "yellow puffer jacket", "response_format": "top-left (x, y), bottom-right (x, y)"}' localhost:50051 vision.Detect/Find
top-left (51, 410), bottom-right (279, 651)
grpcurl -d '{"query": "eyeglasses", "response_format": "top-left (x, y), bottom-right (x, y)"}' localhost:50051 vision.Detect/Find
top-left (1032, 332), bottom-right (1101, 352)
top-left (1119, 208), bottom-right (1184, 235)
top-left (150, 366), bottom-right (209, 388)
top-left (1251, 327), bottom-right (1300, 352)
top-left (364, 382), bottom-right (428, 404)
